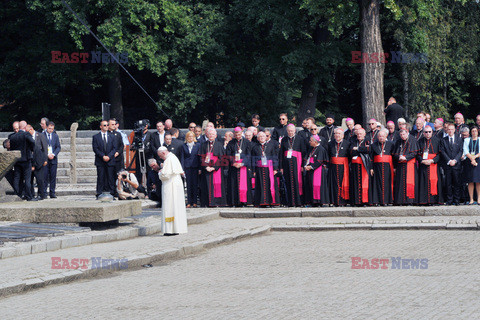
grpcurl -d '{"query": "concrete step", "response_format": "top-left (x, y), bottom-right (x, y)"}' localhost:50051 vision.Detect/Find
top-left (57, 160), bottom-right (94, 169)
top-left (57, 168), bottom-right (97, 177)
top-left (59, 137), bottom-right (92, 145)
top-left (59, 145), bottom-right (93, 152)
top-left (57, 176), bottom-right (97, 184)
top-left (58, 152), bottom-right (95, 160)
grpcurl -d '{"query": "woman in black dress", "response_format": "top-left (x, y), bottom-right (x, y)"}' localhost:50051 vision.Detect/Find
top-left (463, 126), bottom-right (480, 204)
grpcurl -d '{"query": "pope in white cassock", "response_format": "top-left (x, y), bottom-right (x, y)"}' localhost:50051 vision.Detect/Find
top-left (157, 146), bottom-right (188, 235)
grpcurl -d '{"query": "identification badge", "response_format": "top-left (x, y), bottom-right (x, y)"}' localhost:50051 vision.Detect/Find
top-left (48, 146), bottom-right (53, 154)
top-left (238, 149), bottom-right (242, 154)
top-left (352, 156), bottom-right (358, 160)
top-left (205, 153), bottom-right (211, 163)
top-left (422, 152), bottom-right (428, 160)
top-left (287, 149), bottom-right (293, 159)
top-left (261, 156), bottom-right (267, 166)
top-left (235, 153), bottom-right (241, 161)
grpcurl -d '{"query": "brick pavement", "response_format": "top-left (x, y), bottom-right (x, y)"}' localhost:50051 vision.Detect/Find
top-left (1, 231), bottom-right (480, 319)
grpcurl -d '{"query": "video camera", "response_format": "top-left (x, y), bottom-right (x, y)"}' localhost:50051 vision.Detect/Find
top-left (130, 119), bottom-right (150, 151)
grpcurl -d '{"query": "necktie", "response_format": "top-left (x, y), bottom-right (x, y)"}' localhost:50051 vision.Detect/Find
top-left (450, 137), bottom-right (453, 148)
top-left (48, 134), bottom-right (52, 145)
top-left (103, 133), bottom-right (107, 152)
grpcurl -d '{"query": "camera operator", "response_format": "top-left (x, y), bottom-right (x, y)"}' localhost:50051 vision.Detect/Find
top-left (129, 119), bottom-right (153, 186)
top-left (116, 169), bottom-right (145, 200)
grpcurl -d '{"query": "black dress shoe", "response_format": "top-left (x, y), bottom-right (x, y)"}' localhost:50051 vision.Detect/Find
top-left (36, 196), bottom-right (45, 201)
top-left (26, 198), bottom-right (38, 201)
top-left (50, 194), bottom-right (57, 199)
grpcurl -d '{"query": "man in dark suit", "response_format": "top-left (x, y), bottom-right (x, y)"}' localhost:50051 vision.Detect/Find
top-left (384, 97), bottom-right (404, 129)
top-left (164, 133), bottom-right (183, 159)
top-left (441, 123), bottom-right (464, 205)
top-left (9, 121), bottom-right (36, 200)
top-left (43, 121), bottom-right (61, 198)
top-left (27, 125), bottom-right (48, 200)
top-left (92, 120), bottom-right (116, 198)
top-left (150, 121), bottom-right (166, 161)
top-left (108, 118), bottom-right (125, 175)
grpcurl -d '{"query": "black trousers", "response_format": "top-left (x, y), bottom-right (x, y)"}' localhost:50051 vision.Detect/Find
top-left (444, 166), bottom-right (461, 203)
top-left (44, 161), bottom-right (58, 196)
top-left (185, 167), bottom-right (199, 205)
top-left (13, 161), bottom-right (32, 200)
top-left (31, 165), bottom-right (46, 198)
top-left (96, 163), bottom-right (115, 196)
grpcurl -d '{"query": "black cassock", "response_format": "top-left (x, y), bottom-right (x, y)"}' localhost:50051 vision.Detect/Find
top-left (328, 139), bottom-right (350, 206)
top-left (226, 138), bottom-right (253, 206)
top-left (393, 136), bottom-right (418, 205)
top-left (251, 141), bottom-right (280, 206)
top-left (279, 135), bottom-right (306, 206)
top-left (198, 140), bottom-right (227, 207)
top-left (349, 139), bottom-right (372, 205)
top-left (417, 137), bottom-right (443, 204)
top-left (304, 145), bottom-right (329, 205)
top-left (370, 141), bottom-right (395, 205)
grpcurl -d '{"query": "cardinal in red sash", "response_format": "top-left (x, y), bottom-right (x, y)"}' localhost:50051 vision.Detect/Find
top-left (370, 129), bottom-right (395, 205)
top-left (393, 129), bottom-right (418, 205)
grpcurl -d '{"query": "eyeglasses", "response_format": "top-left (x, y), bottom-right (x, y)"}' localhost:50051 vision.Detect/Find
top-left (189, 126), bottom-right (195, 129)
top-left (310, 128), bottom-right (317, 132)
top-left (279, 118), bottom-right (286, 121)
top-left (101, 124), bottom-right (108, 127)
top-left (369, 123), bottom-right (376, 125)
top-left (424, 131), bottom-right (432, 133)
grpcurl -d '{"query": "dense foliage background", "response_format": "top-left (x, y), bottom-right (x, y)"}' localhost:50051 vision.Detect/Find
top-left (1, 0), bottom-right (479, 130)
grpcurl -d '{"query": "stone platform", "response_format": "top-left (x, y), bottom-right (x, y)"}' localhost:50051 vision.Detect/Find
top-left (0, 200), bottom-right (142, 223)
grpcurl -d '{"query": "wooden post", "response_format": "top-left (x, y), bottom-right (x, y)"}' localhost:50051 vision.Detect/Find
top-left (70, 122), bottom-right (78, 184)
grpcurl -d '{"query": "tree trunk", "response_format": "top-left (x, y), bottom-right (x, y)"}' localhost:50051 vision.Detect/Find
top-left (108, 64), bottom-right (124, 128)
top-left (297, 74), bottom-right (318, 125)
top-left (402, 65), bottom-right (409, 121)
top-left (360, 0), bottom-right (385, 126)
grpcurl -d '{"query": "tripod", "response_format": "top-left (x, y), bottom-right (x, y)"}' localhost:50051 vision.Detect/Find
top-left (126, 147), bottom-right (147, 188)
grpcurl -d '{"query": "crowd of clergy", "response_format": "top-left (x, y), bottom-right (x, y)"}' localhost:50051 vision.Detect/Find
top-left (170, 97), bottom-right (480, 208)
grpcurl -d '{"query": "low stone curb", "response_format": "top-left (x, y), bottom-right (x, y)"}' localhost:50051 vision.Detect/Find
top-left (220, 206), bottom-right (480, 218)
top-left (0, 212), bottom-right (220, 260)
top-left (0, 225), bottom-right (271, 298)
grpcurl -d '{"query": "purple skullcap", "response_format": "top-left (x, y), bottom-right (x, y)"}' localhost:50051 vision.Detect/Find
top-left (234, 127), bottom-right (242, 132)
top-left (287, 123), bottom-right (296, 129)
top-left (346, 118), bottom-right (354, 122)
top-left (386, 121), bottom-right (394, 125)
top-left (455, 112), bottom-right (463, 117)
top-left (370, 118), bottom-right (377, 122)
top-left (313, 135), bottom-right (320, 142)
top-left (436, 118), bottom-right (444, 123)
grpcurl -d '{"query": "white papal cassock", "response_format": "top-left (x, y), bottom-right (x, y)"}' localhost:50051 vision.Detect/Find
top-left (159, 152), bottom-right (188, 234)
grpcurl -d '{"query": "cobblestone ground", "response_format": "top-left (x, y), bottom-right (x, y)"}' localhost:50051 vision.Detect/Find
top-left (1, 230), bottom-right (480, 319)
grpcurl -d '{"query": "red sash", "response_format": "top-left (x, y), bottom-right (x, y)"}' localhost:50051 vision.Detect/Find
top-left (427, 153), bottom-right (438, 196)
top-left (309, 157), bottom-right (322, 200)
top-left (331, 157), bottom-right (349, 200)
top-left (208, 154), bottom-right (222, 198)
top-left (234, 159), bottom-right (248, 203)
top-left (284, 150), bottom-right (303, 195)
top-left (374, 155), bottom-right (394, 199)
top-left (351, 156), bottom-right (368, 203)
top-left (257, 160), bottom-right (277, 204)
top-left (406, 158), bottom-right (415, 198)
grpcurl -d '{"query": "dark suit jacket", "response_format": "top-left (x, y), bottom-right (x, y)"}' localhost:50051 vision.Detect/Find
top-left (180, 142), bottom-right (200, 169)
top-left (43, 131), bottom-right (61, 165)
top-left (166, 138), bottom-right (183, 159)
top-left (109, 130), bottom-right (124, 163)
top-left (32, 132), bottom-right (48, 169)
top-left (92, 132), bottom-right (116, 167)
top-left (441, 134), bottom-right (463, 169)
top-left (9, 131), bottom-right (35, 162)
top-left (150, 131), bottom-right (166, 157)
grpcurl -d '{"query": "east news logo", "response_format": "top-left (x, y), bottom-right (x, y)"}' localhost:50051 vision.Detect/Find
top-left (351, 257), bottom-right (428, 269)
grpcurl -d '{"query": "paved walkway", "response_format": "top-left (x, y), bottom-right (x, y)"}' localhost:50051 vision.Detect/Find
top-left (1, 230), bottom-right (479, 319)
